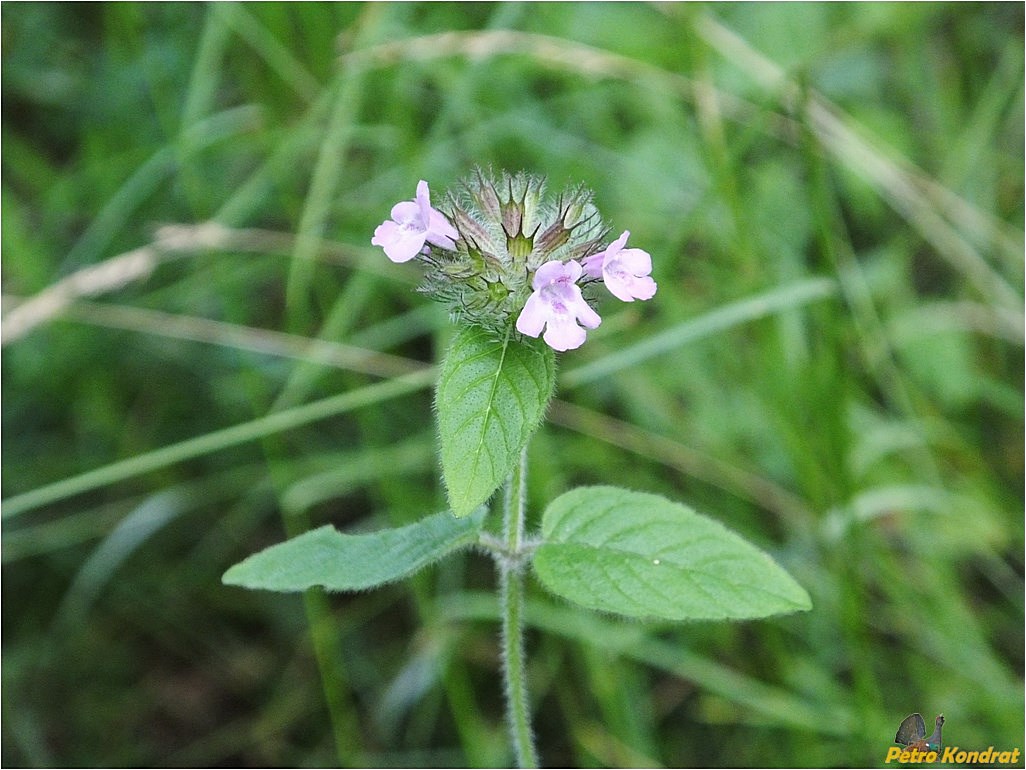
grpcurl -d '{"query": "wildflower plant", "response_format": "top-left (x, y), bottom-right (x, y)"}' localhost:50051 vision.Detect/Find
top-left (223, 170), bottom-right (811, 767)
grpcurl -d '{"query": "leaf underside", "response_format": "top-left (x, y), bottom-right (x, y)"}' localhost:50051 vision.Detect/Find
top-left (533, 486), bottom-right (812, 621)
top-left (222, 508), bottom-right (486, 592)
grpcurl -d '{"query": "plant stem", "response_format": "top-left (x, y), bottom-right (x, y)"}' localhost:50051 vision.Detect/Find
top-left (500, 448), bottom-right (539, 768)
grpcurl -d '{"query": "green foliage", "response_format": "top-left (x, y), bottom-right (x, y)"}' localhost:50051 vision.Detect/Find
top-left (222, 508), bottom-right (485, 592)
top-left (533, 486), bottom-right (811, 620)
top-left (436, 326), bottom-right (555, 517)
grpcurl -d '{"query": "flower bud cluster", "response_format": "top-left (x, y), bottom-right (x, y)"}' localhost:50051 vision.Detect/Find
top-left (371, 169), bottom-right (656, 350)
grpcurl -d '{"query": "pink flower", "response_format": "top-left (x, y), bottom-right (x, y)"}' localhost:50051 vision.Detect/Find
top-left (582, 230), bottom-right (657, 302)
top-left (516, 260), bottom-right (601, 351)
top-left (371, 180), bottom-right (459, 263)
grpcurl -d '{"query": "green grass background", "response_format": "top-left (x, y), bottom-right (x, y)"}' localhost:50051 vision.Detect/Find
top-left (2, 3), bottom-right (1023, 766)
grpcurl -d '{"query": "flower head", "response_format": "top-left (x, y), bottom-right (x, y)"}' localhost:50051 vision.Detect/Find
top-left (515, 260), bottom-right (601, 351)
top-left (582, 230), bottom-right (657, 302)
top-left (410, 169), bottom-right (607, 333)
top-left (371, 170), bottom-right (655, 351)
top-left (372, 180), bottom-right (458, 263)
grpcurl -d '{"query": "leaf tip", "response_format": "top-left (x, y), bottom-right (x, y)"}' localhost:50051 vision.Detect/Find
top-left (221, 558), bottom-right (256, 588)
top-left (790, 586), bottom-right (814, 613)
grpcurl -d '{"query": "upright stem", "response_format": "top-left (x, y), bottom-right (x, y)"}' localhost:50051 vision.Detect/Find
top-left (500, 448), bottom-right (539, 768)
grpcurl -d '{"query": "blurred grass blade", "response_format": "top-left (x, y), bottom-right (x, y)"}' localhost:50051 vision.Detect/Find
top-left (55, 490), bottom-right (187, 625)
top-left (2, 369), bottom-right (435, 519)
top-left (286, 6), bottom-right (379, 323)
top-left (57, 300), bottom-right (429, 380)
top-left (179, 6), bottom-right (233, 137)
top-left (438, 591), bottom-right (854, 736)
top-left (213, 3), bottom-right (321, 102)
top-left (561, 277), bottom-right (837, 388)
top-left (62, 105), bottom-right (260, 273)
top-left (281, 437), bottom-right (434, 516)
top-left (2, 221), bottom-right (383, 346)
top-left (2, 464), bottom-right (271, 563)
top-left (692, 13), bottom-right (1023, 313)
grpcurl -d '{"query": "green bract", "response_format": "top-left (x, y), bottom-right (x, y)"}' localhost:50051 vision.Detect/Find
top-left (418, 169), bottom-right (608, 332)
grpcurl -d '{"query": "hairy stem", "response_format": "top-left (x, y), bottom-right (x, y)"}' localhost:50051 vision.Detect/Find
top-left (500, 448), bottom-right (539, 767)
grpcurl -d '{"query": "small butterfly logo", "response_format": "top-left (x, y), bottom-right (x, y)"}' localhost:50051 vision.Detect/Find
top-left (894, 713), bottom-right (945, 752)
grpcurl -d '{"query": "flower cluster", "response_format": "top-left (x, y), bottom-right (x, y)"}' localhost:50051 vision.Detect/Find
top-left (371, 170), bottom-right (656, 351)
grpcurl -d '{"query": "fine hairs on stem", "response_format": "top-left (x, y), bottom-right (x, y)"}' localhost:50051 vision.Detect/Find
top-left (498, 448), bottom-right (539, 768)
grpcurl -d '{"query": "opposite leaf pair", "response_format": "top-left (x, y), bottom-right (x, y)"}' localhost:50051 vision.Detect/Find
top-left (223, 486), bottom-right (812, 622)
top-left (221, 300), bottom-right (811, 624)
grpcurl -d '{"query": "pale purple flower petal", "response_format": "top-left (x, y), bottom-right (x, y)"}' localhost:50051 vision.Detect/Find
top-left (604, 253), bottom-right (657, 302)
top-left (534, 258), bottom-right (578, 287)
top-left (582, 230), bottom-right (657, 302)
top-left (515, 259), bottom-right (601, 352)
top-left (372, 219), bottom-right (424, 263)
top-left (415, 180), bottom-right (432, 216)
top-left (544, 315), bottom-right (588, 351)
top-left (515, 292), bottom-right (547, 337)
top-left (426, 209), bottom-right (458, 249)
top-left (418, 179), bottom-right (459, 249)
top-left (371, 180), bottom-right (458, 262)
top-left (391, 200), bottom-right (421, 223)
top-left (581, 231), bottom-right (627, 279)
top-left (614, 247), bottom-right (652, 276)
top-left (581, 253), bottom-right (603, 278)
top-left (574, 297), bottom-right (601, 329)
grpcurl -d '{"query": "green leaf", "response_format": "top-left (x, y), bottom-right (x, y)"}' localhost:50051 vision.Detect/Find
top-left (533, 486), bottom-right (811, 621)
top-left (436, 326), bottom-right (556, 517)
top-left (222, 509), bottom-right (485, 592)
